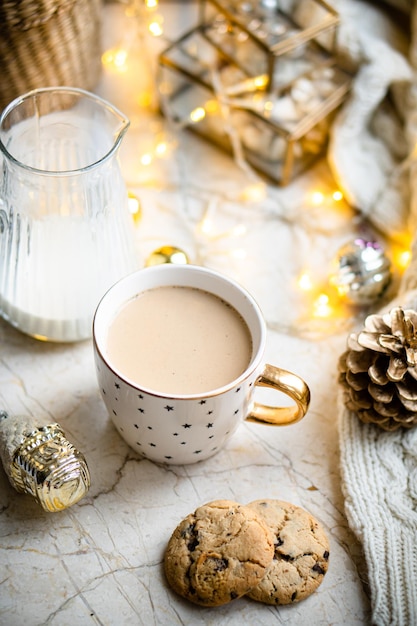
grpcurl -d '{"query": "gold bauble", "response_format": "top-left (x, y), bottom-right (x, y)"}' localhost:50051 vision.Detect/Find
top-left (145, 245), bottom-right (190, 267)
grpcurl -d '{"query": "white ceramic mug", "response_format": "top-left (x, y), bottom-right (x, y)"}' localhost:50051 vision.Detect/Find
top-left (93, 265), bottom-right (310, 465)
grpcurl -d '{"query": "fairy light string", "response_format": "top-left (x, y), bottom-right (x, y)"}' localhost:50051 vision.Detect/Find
top-left (100, 1), bottom-right (413, 338)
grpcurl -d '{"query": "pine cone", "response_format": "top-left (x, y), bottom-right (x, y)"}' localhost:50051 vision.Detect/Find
top-left (338, 306), bottom-right (417, 431)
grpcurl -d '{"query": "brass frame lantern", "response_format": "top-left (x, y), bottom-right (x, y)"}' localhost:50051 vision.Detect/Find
top-left (158, 17), bottom-right (351, 185)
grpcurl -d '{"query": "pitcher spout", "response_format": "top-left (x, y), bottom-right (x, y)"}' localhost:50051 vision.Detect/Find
top-left (0, 87), bottom-right (131, 174)
top-left (95, 93), bottom-right (130, 159)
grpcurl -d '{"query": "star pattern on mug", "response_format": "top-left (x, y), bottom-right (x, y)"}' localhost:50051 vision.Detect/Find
top-left (103, 373), bottom-right (253, 464)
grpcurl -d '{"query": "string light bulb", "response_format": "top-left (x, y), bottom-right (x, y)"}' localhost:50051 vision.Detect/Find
top-left (205, 99), bottom-right (220, 114)
top-left (189, 107), bottom-right (206, 123)
top-left (101, 47), bottom-right (129, 73)
top-left (298, 272), bottom-right (314, 291)
top-left (148, 15), bottom-right (163, 36)
top-left (127, 191), bottom-right (142, 224)
top-left (140, 153), bottom-right (153, 166)
top-left (397, 249), bottom-right (411, 270)
top-left (311, 191), bottom-right (325, 205)
top-left (239, 182), bottom-right (267, 202)
top-left (155, 141), bottom-right (168, 157)
top-left (313, 293), bottom-right (333, 318)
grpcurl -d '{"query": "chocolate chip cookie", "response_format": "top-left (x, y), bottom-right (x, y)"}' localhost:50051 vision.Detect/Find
top-left (246, 499), bottom-right (330, 605)
top-left (164, 499), bottom-right (275, 606)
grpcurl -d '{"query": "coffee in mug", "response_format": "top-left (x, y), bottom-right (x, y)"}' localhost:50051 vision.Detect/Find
top-left (106, 286), bottom-right (252, 395)
top-left (93, 264), bottom-right (310, 465)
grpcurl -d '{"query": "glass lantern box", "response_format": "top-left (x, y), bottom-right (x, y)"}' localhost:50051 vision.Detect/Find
top-left (158, 1), bottom-right (351, 185)
top-left (199, 0), bottom-right (340, 91)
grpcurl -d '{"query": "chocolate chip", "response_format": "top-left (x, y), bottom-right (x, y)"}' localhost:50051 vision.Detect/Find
top-left (323, 550), bottom-right (329, 560)
top-left (181, 523), bottom-right (193, 538)
top-left (213, 558), bottom-right (228, 572)
top-left (188, 537), bottom-right (199, 551)
top-left (181, 523), bottom-right (199, 551)
top-left (291, 591), bottom-right (297, 601)
top-left (312, 563), bottom-right (325, 575)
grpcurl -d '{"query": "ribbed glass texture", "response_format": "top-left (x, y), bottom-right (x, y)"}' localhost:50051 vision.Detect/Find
top-left (0, 87), bottom-right (137, 341)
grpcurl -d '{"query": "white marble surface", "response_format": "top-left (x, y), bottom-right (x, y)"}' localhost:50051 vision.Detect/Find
top-left (0, 3), bottom-right (373, 625)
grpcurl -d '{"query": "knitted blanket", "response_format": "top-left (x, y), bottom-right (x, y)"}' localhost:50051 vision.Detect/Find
top-left (331, 2), bottom-right (417, 624)
top-left (339, 401), bottom-right (417, 625)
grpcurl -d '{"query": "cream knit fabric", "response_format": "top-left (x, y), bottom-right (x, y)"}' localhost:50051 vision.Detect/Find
top-left (338, 400), bottom-right (417, 626)
top-left (328, 0), bottom-right (414, 240)
top-left (331, 1), bottom-right (417, 623)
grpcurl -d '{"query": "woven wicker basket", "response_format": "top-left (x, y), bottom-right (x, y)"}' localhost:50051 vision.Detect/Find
top-left (0, 0), bottom-right (103, 112)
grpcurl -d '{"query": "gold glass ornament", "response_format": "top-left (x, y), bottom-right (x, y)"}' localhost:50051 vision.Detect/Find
top-left (0, 412), bottom-right (90, 512)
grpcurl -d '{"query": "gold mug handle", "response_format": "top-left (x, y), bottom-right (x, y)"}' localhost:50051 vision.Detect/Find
top-left (246, 364), bottom-right (311, 426)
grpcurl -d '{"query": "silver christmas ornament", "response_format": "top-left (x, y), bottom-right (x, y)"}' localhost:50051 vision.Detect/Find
top-left (329, 238), bottom-right (392, 305)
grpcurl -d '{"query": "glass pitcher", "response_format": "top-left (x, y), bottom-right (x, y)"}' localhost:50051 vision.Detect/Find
top-left (0, 87), bottom-right (138, 342)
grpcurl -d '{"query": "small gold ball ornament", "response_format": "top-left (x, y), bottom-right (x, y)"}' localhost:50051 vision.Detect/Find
top-left (145, 245), bottom-right (190, 267)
